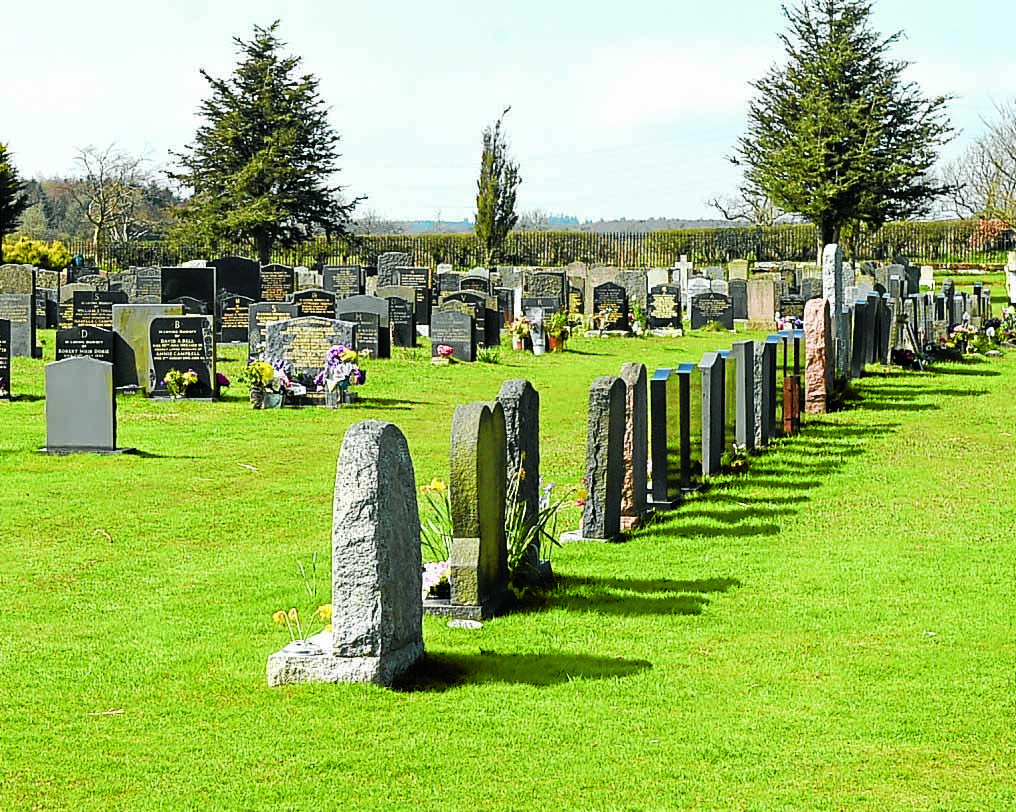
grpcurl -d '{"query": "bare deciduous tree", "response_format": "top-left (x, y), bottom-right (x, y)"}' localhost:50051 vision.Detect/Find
top-left (943, 100), bottom-right (1016, 227)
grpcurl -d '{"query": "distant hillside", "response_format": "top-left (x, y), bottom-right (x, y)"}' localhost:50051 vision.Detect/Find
top-left (356, 216), bottom-right (739, 235)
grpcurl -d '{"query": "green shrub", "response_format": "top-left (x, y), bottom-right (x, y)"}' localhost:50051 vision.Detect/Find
top-left (2, 236), bottom-right (72, 270)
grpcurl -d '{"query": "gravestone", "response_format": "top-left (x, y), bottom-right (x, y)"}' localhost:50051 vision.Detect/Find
top-left (850, 301), bottom-right (867, 379)
top-left (756, 338), bottom-right (778, 447)
top-left (731, 341), bottom-right (756, 453)
top-left (526, 271), bottom-right (567, 311)
top-left (593, 282), bottom-right (629, 330)
top-left (43, 358), bottom-right (118, 453)
top-left (56, 326), bottom-right (115, 364)
top-left (646, 268), bottom-right (669, 290)
top-left (0, 319), bottom-right (9, 399)
top-left (616, 270), bottom-right (649, 312)
top-left (210, 256), bottom-right (260, 302)
top-left (431, 305), bottom-right (475, 362)
top-left (647, 284), bottom-right (682, 331)
top-left (264, 317), bottom-right (356, 389)
top-left (36, 288), bottom-right (58, 329)
top-left (800, 276), bottom-right (823, 301)
top-left (500, 287), bottom-right (519, 324)
top-left (385, 294), bottom-right (416, 347)
top-left (161, 266), bottom-right (216, 315)
top-left (718, 350), bottom-right (737, 458)
top-left (123, 267), bottom-right (162, 304)
top-left (686, 276), bottom-right (711, 308)
top-left (729, 279), bottom-right (748, 320)
top-left (459, 273), bottom-right (492, 295)
top-left (260, 264), bottom-right (295, 302)
top-left (376, 252), bottom-right (412, 288)
top-left (0, 293), bottom-right (37, 358)
top-left (690, 292), bottom-right (734, 330)
top-left (336, 294), bottom-right (391, 359)
top-left (703, 266), bottom-right (724, 281)
top-left (619, 363), bottom-right (649, 527)
top-left (292, 288), bottom-right (338, 320)
top-left (394, 267), bottom-right (431, 328)
top-left (676, 362), bottom-right (702, 490)
top-left (576, 376), bottom-right (625, 541)
top-left (778, 294), bottom-right (806, 323)
top-left (323, 265), bottom-right (363, 299)
top-left (699, 352), bottom-right (724, 477)
top-left (747, 278), bottom-right (777, 328)
top-left (219, 296), bottom-right (255, 343)
top-left (648, 368), bottom-right (681, 509)
top-left (0, 264), bottom-right (35, 296)
top-left (823, 244), bottom-right (849, 379)
top-left (149, 316), bottom-right (217, 399)
top-left (111, 304), bottom-right (184, 392)
top-left (919, 266), bottom-right (935, 290)
top-left (72, 290), bottom-right (128, 329)
top-left (59, 283), bottom-right (95, 328)
top-left (710, 279), bottom-right (729, 297)
top-left (266, 420), bottom-right (424, 686)
top-left (728, 259), bottom-right (749, 280)
top-left (77, 273), bottom-right (108, 291)
top-left (248, 302), bottom-right (300, 354)
top-left (446, 402), bottom-right (510, 618)
top-left (444, 291), bottom-right (499, 347)
top-left (804, 300), bottom-right (832, 413)
top-left (497, 380), bottom-right (540, 531)
top-left (865, 291), bottom-right (882, 365)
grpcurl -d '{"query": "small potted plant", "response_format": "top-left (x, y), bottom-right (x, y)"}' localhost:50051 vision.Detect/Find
top-left (545, 310), bottom-right (570, 352)
top-left (237, 359), bottom-right (278, 409)
top-left (509, 317), bottom-right (532, 351)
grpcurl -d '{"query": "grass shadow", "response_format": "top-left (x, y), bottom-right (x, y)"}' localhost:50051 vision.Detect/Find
top-left (393, 651), bottom-right (652, 692)
top-left (541, 574), bottom-right (741, 617)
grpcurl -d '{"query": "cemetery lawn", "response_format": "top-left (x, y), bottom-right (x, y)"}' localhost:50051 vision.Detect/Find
top-left (1, 330), bottom-right (1014, 811)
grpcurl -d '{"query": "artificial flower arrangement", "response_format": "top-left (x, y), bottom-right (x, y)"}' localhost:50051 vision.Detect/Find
top-left (161, 367), bottom-right (199, 399)
top-left (314, 345), bottom-right (366, 394)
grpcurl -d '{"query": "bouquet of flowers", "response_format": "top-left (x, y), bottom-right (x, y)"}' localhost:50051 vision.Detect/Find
top-left (314, 345), bottom-right (366, 393)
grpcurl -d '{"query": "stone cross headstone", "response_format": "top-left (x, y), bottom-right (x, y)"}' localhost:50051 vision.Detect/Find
top-left (619, 362), bottom-right (648, 528)
top-left (267, 420), bottom-right (424, 686)
top-left (43, 357), bottom-right (118, 453)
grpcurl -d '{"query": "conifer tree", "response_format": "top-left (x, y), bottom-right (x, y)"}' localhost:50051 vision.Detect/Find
top-left (475, 107), bottom-right (521, 267)
top-left (0, 143), bottom-right (30, 263)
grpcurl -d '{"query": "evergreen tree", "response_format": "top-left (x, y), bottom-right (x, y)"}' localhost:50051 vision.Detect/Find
top-left (0, 143), bottom-right (30, 263)
top-left (170, 22), bottom-right (359, 265)
top-left (734, 0), bottom-right (953, 250)
top-left (475, 107), bottom-right (521, 267)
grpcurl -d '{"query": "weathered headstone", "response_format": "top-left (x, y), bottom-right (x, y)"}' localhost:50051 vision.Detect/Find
top-left (619, 362), bottom-right (649, 528)
top-left (264, 317), bottom-right (356, 389)
top-left (728, 260), bottom-right (750, 280)
top-left (266, 420), bottom-right (424, 686)
top-left (747, 278), bottom-right (777, 329)
top-left (526, 271), bottom-right (567, 311)
top-left (394, 267), bottom-right (431, 328)
top-left (43, 358), bottom-right (118, 453)
top-left (576, 376), bottom-right (625, 540)
top-left (616, 270), bottom-right (649, 312)
top-left (377, 252), bottom-right (412, 288)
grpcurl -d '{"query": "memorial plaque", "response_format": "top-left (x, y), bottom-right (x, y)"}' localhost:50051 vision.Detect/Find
top-left (161, 266), bottom-right (216, 314)
top-left (387, 295), bottom-right (416, 347)
top-left (219, 296), bottom-right (255, 343)
top-left (72, 290), bottom-right (128, 329)
top-left (291, 288), bottom-right (337, 319)
top-left (323, 265), bottom-right (362, 298)
top-left (249, 302), bottom-right (299, 353)
top-left (56, 326), bottom-right (115, 364)
top-left (259, 264), bottom-right (295, 302)
top-left (211, 256), bottom-right (261, 302)
top-left (647, 284), bottom-right (682, 330)
top-left (264, 316), bottom-right (357, 387)
top-left (593, 282), bottom-right (629, 330)
top-left (430, 307), bottom-right (475, 362)
top-left (690, 292), bottom-right (734, 330)
top-left (0, 319), bottom-right (9, 398)
top-left (149, 316), bottom-right (216, 398)
top-left (0, 293), bottom-right (37, 358)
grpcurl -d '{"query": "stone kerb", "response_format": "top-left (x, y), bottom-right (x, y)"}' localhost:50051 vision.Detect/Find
top-left (267, 420), bottom-right (424, 687)
top-left (619, 362), bottom-right (649, 528)
top-left (446, 401), bottom-right (510, 618)
top-left (804, 298), bottom-right (833, 414)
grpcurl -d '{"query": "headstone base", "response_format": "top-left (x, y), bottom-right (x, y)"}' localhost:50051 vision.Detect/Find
top-left (38, 446), bottom-right (137, 456)
top-left (646, 494), bottom-right (681, 511)
top-left (422, 591), bottom-right (511, 620)
top-left (560, 529), bottom-right (623, 543)
top-left (620, 508), bottom-right (656, 531)
top-left (266, 633), bottom-right (423, 687)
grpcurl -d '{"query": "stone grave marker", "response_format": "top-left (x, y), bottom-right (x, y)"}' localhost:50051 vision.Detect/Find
top-left (323, 265), bottom-right (363, 299)
top-left (459, 273), bottom-right (492, 295)
top-left (593, 282), bottom-right (629, 330)
top-left (728, 259), bottom-right (749, 280)
top-left (377, 252), bottom-right (411, 288)
top-left (646, 268), bottom-right (669, 290)
top-left (444, 290), bottom-right (499, 347)
top-left (648, 368), bottom-right (681, 509)
top-left (686, 276), bottom-right (711, 307)
top-left (161, 266), bottom-right (216, 315)
top-left (729, 279), bottom-right (748, 320)
top-left (823, 244), bottom-right (849, 379)
top-left (219, 296), bottom-right (255, 343)
top-left (690, 292), bottom-right (734, 330)
top-left (619, 362), bottom-right (649, 528)
top-left (617, 270), bottom-right (649, 312)
top-left (120, 267), bottom-right (162, 305)
top-left (0, 319), bottom-right (9, 399)
top-left (444, 401), bottom-right (511, 618)
top-left (435, 271), bottom-right (462, 303)
top-left (731, 340), bottom-right (756, 452)
top-left (431, 304), bottom-right (475, 362)
top-left (647, 284), bottom-right (682, 331)
top-left (59, 283), bottom-right (95, 328)
top-left (0, 264), bottom-right (34, 296)
top-left (919, 265), bottom-right (935, 290)
top-left (264, 316), bottom-right (356, 392)
top-left (756, 338), bottom-right (778, 447)
top-left (149, 315), bottom-right (217, 399)
top-left (259, 264), bottom-right (295, 302)
top-left (111, 304), bottom-right (184, 392)
top-left (699, 352), bottom-right (724, 477)
top-left (42, 358), bottom-right (120, 453)
top-left (336, 294), bottom-right (391, 359)
top-left (384, 293), bottom-right (417, 348)
top-left (710, 278), bottom-right (729, 297)
top-left (747, 278), bottom-right (777, 329)
top-left (248, 302), bottom-right (300, 354)
top-left (703, 266), bottom-right (724, 281)
top-left (267, 420), bottom-right (424, 686)
top-left (77, 273), bottom-right (109, 291)
top-left (72, 290), bottom-right (128, 329)
top-left (0, 292), bottom-right (37, 358)
top-left (800, 276), bottom-right (823, 301)
top-left (526, 271), bottom-right (567, 311)
top-left (497, 380), bottom-right (541, 573)
top-left (210, 256), bottom-right (260, 302)
top-left (394, 267), bottom-right (431, 328)
top-left (498, 287), bottom-right (518, 325)
top-left (778, 294), bottom-right (806, 323)
top-left (56, 326), bottom-right (115, 364)
top-left (572, 376), bottom-right (625, 541)
top-left (850, 301), bottom-right (867, 379)
top-left (292, 288), bottom-right (338, 320)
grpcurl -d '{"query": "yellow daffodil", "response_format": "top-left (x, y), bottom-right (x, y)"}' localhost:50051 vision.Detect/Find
top-left (272, 610), bottom-right (287, 625)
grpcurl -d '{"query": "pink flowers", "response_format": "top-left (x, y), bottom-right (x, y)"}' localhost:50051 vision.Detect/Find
top-left (436, 344), bottom-right (455, 358)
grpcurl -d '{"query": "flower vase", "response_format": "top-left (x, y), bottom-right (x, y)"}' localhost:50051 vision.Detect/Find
top-left (325, 389), bottom-right (339, 408)
top-left (263, 391), bottom-right (284, 409)
top-left (512, 336), bottom-right (523, 351)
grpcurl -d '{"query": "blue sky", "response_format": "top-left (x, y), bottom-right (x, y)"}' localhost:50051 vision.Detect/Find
top-left (5, 0), bottom-right (1013, 222)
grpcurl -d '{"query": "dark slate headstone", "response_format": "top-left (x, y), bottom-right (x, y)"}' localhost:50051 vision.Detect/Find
top-left (430, 306), bottom-right (475, 362)
top-left (336, 294), bottom-right (392, 359)
top-left (0, 294), bottom-right (37, 358)
top-left (690, 292), bottom-right (734, 330)
top-left (161, 266), bottom-right (216, 315)
top-left (260, 264), bottom-right (295, 302)
top-left (850, 301), bottom-right (867, 379)
top-left (778, 294), bottom-right (806, 321)
top-left (647, 284), bottom-right (682, 330)
top-left (0, 319), bottom-right (9, 399)
top-left (56, 326), bottom-right (115, 364)
top-left (497, 379), bottom-right (541, 530)
top-left (567, 285), bottom-right (584, 316)
top-left (496, 287), bottom-right (516, 326)
top-left (526, 271), bottom-right (567, 312)
top-left (210, 256), bottom-right (261, 302)
top-left (593, 282), bottom-right (629, 330)
top-left (35, 289), bottom-right (58, 329)
top-left (677, 362), bottom-right (702, 490)
top-left (377, 252), bottom-right (411, 288)
top-left (460, 274), bottom-right (492, 295)
top-left (264, 316), bottom-right (357, 388)
top-left (219, 296), bottom-right (255, 343)
top-left (729, 279), bottom-right (748, 320)
top-left (149, 316), bottom-right (217, 399)
top-left (249, 302), bottom-right (300, 354)
top-left (575, 376), bottom-right (626, 540)
top-left (323, 265), bottom-right (362, 298)
top-left (649, 368), bottom-right (681, 508)
top-left (386, 295), bottom-right (416, 347)
top-left (72, 290), bottom-right (128, 329)
top-left (44, 358), bottom-right (117, 452)
top-left (758, 337), bottom-right (779, 445)
top-left (394, 267), bottom-right (431, 327)
top-left (435, 272), bottom-right (462, 301)
top-left (731, 340), bottom-right (756, 452)
top-left (444, 290), bottom-right (499, 347)
top-left (800, 276), bottom-right (823, 301)
top-left (291, 288), bottom-right (338, 319)
top-left (699, 352), bottom-right (724, 477)
top-left (166, 295), bottom-right (209, 315)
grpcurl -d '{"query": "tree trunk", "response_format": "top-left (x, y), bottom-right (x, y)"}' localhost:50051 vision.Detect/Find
top-left (255, 233), bottom-right (271, 267)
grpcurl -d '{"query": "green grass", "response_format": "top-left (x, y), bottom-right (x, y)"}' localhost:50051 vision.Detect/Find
top-left (1, 315), bottom-right (1013, 811)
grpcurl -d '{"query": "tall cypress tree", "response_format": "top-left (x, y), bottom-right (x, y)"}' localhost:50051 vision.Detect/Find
top-left (0, 143), bottom-right (30, 263)
top-left (734, 0), bottom-right (953, 250)
top-left (170, 22), bottom-right (360, 265)
top-left (475, 107), bottom-right (521, 267)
